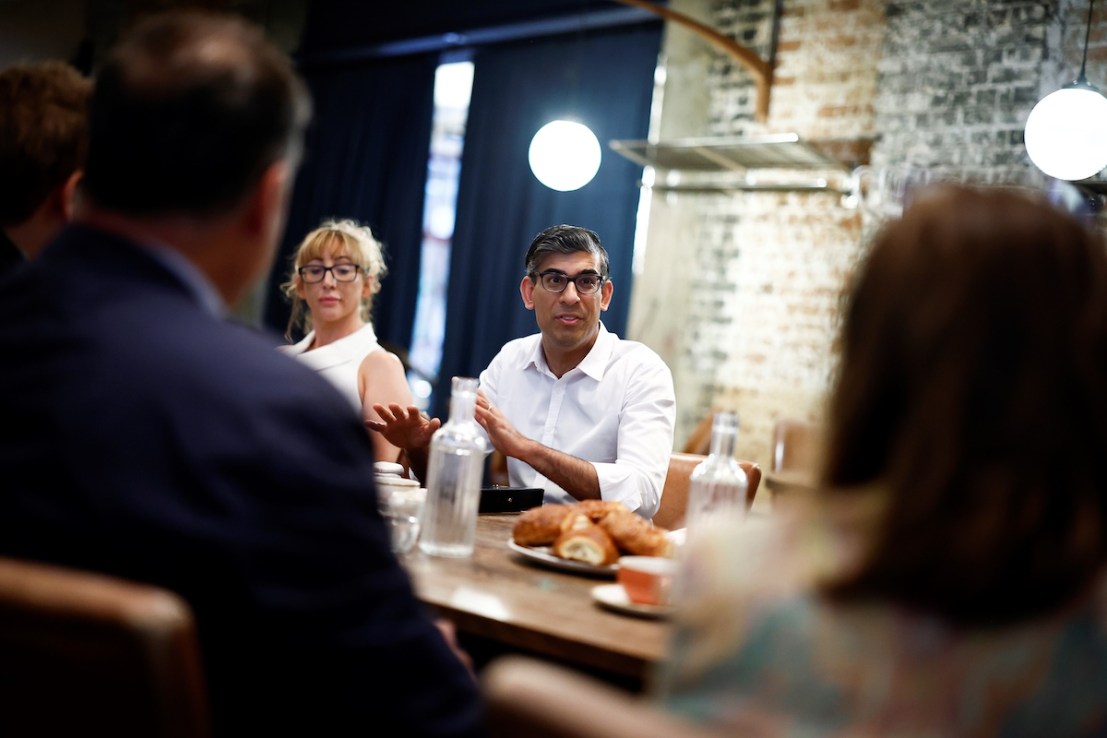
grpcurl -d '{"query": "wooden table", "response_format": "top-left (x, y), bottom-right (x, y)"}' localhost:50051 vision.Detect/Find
top-left (400, 513), bottom-right (670, 688)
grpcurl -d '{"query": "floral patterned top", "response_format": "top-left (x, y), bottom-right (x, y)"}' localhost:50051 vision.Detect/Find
top-left (653, 507), bottom-right (1107, 737)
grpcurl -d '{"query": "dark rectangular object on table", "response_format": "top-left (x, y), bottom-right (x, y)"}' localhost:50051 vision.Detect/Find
top-left (479, 487), bottom-right (543, 514)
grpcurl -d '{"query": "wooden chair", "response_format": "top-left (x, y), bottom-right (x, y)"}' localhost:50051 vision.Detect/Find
top-left (0, 557), bottom-right (210, 738)
top-left (680, 409), bottom-right (719, 456)
top-left (652, 452), bottom-right (762, 530)
top-left (764, 418), bottom-right (821, 501)
top-left (771, 417), bottom-right (820, 473)
top-left (482, 655), bottom-right (727, 738)
top-left (487, 449), bottom-right (510, 487)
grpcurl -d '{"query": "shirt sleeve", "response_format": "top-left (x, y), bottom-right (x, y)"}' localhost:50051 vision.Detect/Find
top-left (591, 350), bottom-right (675, 517)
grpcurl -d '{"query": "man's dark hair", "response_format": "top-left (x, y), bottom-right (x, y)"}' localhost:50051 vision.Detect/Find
top-left (0, 61), bottom-right (91, 227)
top-left (82, 10), bottom-right (310, 217)
top-left (524, 224), bottom-right (610, 279)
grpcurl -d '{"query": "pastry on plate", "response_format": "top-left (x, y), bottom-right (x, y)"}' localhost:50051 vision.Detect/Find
top-left (575, 499), bottom-right (628, 522)
top-left (600, 509), bottom-right (673, 558)
top-left (552, 523), bottom-right (619, 566)
top-left (512, 504), bottom-right (573, 546)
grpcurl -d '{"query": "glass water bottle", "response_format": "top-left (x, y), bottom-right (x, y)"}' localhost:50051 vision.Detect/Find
top-left (420, 377), bottom-right (489, 557)
top-left (686, 411), bottom-right (748, 533)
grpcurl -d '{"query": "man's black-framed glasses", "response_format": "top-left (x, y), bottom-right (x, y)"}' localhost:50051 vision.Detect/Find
top-left (298, 264), bottom-right (362, 283)
top-left (534, 270), bottom-right (605, 295)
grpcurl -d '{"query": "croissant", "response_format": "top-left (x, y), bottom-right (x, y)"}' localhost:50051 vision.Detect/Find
top-left (600, 509), bottom-right (674, 558)
top-left (512, 504), bottom-right (573, 546)
top-left (552, 523), bottom-right (619, 566)
top-left (574, 499), bottom-right (628, 522)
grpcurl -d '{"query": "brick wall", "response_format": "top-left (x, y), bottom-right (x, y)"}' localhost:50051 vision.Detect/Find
top-left (630, 0), bottom-right (881, 473)
top-left (629, 0), bottom-right (1100, 481)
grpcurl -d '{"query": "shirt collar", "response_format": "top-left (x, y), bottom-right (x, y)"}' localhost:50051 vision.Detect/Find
top-left (525, 322), bottom-right (614, 380)
top-left (576, 322), bottom-right (614, 380)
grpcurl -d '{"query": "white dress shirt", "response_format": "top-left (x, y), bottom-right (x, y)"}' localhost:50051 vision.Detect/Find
top-left (479, 323), bottom-right (675, 518)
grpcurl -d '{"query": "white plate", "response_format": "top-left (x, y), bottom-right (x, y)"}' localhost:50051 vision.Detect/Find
top-left (507, 539), bottom-right (617, 578)
top-left (591, 584), bottom-right (672, 619)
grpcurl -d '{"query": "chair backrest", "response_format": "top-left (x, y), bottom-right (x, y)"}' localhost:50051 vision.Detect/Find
top-left (680, 409), bottom-right (718, 456)
top-left (487, 449), bottom-right (510, 487)
top-left (771, 417), bottom-right (821, 473)
top-left (652, 452), bottom-right (762, 530)
top-left (0, 557), bottom-right (210, 738)
top-left (482, 655), bottom-right (727, 738)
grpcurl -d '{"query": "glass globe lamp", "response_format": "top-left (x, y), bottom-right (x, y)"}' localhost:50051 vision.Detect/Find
top-left (1025, 81), bottom-right (1107, 181)
top-left (528, 120), bottom-right (602, 192)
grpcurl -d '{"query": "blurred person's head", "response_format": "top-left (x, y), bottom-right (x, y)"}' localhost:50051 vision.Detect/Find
top-left (820, 185), bottom-right (1107, 626)
top-left (0, 61), bottom-right (91, 258)
top-left (281, 219), bottom-right (387, 340)
top-left (79, 10), bottom-right (310, 305)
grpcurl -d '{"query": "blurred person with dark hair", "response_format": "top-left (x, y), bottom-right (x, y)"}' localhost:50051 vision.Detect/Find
top-left (0, 10), bottom-right (484, 737)
top-left (656, 185), bottom-right (1107, 735)
top-left (0, 60), bottom-right (90, 272)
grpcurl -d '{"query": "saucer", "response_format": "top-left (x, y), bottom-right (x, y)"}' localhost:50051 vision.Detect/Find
top-left (374, 461), bottom-right (405, 477)
top-left (375, 476), bottom-right (421, 489)
top-left (590, 583), bottom-right (672, 619)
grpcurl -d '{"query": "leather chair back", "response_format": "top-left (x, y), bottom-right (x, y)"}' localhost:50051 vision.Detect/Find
top-left (652, 452), bottom-right (762, 530)
top-left (483, 655), bottom-right (728, 738)
top-left (771, 418), bottom-right (820, 473)
top-left (0, 557), bottom-right (209, 738)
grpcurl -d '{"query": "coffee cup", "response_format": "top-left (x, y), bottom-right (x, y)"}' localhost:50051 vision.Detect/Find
top-left (617, 555), bottom-right (677, 606)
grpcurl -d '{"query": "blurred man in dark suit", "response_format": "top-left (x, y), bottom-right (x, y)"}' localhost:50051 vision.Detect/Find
top-left (0, 60), bottom-right (90, 273)
top-left (0, 11), bottom-right (484, 737)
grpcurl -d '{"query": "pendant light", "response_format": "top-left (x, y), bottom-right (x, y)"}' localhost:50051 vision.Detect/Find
top-left (1025, 0), bottom-right (1107, 181)
top-left (528, 9), bottom-right (602, 192)
top-left (529, 119), bottom-right (602, 192)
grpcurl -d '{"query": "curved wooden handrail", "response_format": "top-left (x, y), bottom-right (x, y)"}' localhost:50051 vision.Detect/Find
top-left (612, 0), bottom-right (772, 121)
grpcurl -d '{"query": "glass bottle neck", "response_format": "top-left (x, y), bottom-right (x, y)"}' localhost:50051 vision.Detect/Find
top-left (448, 390), bottom-right (477, 423)
top-left (708, 412), bottom-right (739, 460)
top-left (447, 376), bottom-right (480, 425)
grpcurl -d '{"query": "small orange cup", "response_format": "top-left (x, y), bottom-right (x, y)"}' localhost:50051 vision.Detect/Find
top-left (617, 556), bottom-right (677, 606)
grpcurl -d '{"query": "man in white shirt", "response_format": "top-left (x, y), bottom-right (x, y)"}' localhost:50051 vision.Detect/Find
top-left (371, 225), bottom-right (675, 517)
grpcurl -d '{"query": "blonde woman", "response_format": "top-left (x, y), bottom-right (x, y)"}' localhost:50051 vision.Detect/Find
top-left (280, 219), bottom-right (412, 462)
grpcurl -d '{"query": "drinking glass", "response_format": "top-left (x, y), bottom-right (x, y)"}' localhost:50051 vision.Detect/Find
top-left (380, 487), bottom-right (426, 555)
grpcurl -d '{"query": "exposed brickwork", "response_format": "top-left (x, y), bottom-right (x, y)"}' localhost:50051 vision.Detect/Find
top-left (646, 0), bottom-right (881, 471)
top-left (632, 0), bottom-right (1103, 479)
top-left (873, 1), bottom-right (1053, 180)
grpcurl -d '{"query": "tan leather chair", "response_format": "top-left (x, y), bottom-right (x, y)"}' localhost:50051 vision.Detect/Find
top-left (483, 655), bottom-right (727, 738)
top-left (0, 557), bottom-right (209, 738)
top-left (764, 418), bottom-right (821, 501)
top-left (487, 449), bottom-right (510, 487)
top-left (680, 409), bottom-right (719, 456)
top-left (771, 417), bottom-right (820, 473)
top-left (652, 452), bottom-right (762, 530)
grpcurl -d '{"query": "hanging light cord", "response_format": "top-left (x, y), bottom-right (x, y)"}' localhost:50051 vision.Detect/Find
top-left (1079, 0), bottom-right (1096, 83)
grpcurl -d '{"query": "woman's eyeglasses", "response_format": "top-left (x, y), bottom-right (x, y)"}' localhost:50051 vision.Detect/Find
top-left (298, 264), bottom-right (362, 283)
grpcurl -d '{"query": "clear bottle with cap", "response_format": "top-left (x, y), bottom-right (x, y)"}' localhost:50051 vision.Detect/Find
top-left (420, 377), bottom-right (489, 557)
top-left (685, 411), bottom-right (748, 534)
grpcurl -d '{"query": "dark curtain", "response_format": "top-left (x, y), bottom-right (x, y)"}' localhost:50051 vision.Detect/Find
top-left (263, 54), bottom-right (437, 353)
top-left (432, 23), bottom-right (661, 418)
